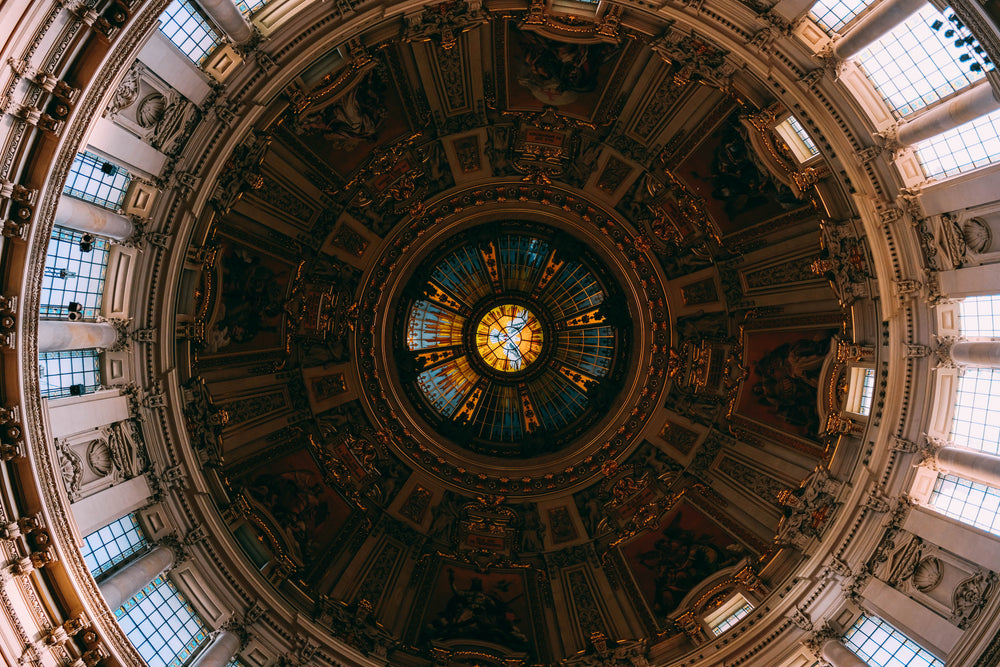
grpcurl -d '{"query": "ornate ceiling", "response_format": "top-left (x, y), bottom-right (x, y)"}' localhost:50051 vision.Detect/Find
top-left (173, 2), bottom-right (851, 663)
top-left (5, 0), bottom-right (1000, 665)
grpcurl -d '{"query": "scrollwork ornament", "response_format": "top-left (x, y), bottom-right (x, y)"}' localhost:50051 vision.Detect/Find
top-left (952, 570), bottom-right (998, 629)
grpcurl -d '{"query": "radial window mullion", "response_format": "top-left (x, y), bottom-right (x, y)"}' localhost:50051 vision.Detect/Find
top-left (960, 294), bottom-right (1000, 337)
top-left (235, 0), bottom-right (267, 14)
top-left (916, 107), bottom-right (1000, 179)
top-left (950, 366), bottom-right (1000, 454)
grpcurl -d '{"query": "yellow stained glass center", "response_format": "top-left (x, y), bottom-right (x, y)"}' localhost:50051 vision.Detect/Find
top-left (476, 304), bottom-right (543, 372)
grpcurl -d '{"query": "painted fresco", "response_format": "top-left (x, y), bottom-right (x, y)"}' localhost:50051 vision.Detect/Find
top-left (735, 327), bottom-right (838, 438)
top-left (205, 238), bottom-right (293, 355)
top-left (292, 68), bottom-right (411, 174)
top-left (507, 26), bottom-right (619, 117)
top-left (419, 561), bottom-right (539, 657)
top-left (621, 500), bottom-right (744, 620)
top-left (676, 111), bottom-right (804, 235)
top-left (240, 448), bottom-right (354, 566)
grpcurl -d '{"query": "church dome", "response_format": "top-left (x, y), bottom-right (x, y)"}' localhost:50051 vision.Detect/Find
top-left (3, 0), bottom-right (1000, 666)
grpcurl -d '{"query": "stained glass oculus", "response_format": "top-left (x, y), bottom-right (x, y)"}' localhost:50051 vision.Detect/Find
top-left (399, 225), bottom-right (628, 457)
top-left (477, 304), bottom-right (544, 372)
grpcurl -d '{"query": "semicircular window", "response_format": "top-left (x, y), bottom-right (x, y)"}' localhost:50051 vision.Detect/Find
top-left (399, 225), bottom-right (629, 457)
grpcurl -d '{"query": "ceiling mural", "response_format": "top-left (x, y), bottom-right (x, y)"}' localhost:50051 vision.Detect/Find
top-left (166, 4), bottom-right (853, 665)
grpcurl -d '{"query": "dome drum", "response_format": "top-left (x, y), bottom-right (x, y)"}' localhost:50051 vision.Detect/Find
top-left (359, 190), bottom-right (668, 494)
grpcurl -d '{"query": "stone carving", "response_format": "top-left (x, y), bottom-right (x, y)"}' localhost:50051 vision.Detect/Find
top-left (54, 440), bottom-right (82, 501)
top-left (912, 557), bottom-right (943, 592)
top-left (952, 570), bottom-right (998, 629)
top-left (561, 633), bottom-right (648, 666)
top-left (963, 217), bottom-right (992, 254)
top-left (775, 466), bottom-right (841, 550)
top-left (107, 420), bottom-right (147, 480)
top-left (313, 598), bottom-right (396, 658)
top-left (107, 61), bottom-right (141, 116)
top-left (211, 131), bottom-right (272, 214)
top-left (405, 0), bottom-right (486, 50)
top-left (85, 439), bottom-right (112, 477)
top-left (812, 220), bottom-right (871, 307)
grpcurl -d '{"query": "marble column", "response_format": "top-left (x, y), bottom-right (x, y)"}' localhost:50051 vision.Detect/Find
top-left (99, 546), bottom-right (174, 610)
top-left (190, 629), bottom-right (241, 667)
top-left (198, 0), bottom-right (253, 44)
top-left (821, 639), bottom-right (871, 667)
top-left (935, 445), bottom-right (1000, 488)
top-left (950, 340), bottom-right (1000, 367)
top-left (54, 196), bottom-right (133, 241)
top-left (38, 321), bottom-right (119, 352)
top-left (833, 0), bottom-right (927, 59)
top-left (897, 82), bottom-right (1000, 146)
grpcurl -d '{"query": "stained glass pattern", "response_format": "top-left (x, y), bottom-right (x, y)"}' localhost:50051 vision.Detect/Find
top-left (401, 229), bottom-right (623, 454)
top-left (477, 305), bottom-right (544, 372)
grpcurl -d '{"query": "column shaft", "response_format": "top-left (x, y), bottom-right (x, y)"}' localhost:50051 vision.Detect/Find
top-left (38, 321), bottom-right (118, 352)
top-left (55, 196), bottom-right (134, 241)
top-left (936, 445), bottom-right (1000, 488)
top-left (99, 546), bottom-right (174, 610)
top-left (821, 639), bottom-right (871, 667)
top-left (190, 630), bottom-right (240, 667)
top-left (951, 340), bottom-right (1000, 367)
top-left (897, 82), bottom-right (1000, 146)
top-left (833, 0), bottom-right (927, 59)
top-left (198, 0), bottom-right (253, 44)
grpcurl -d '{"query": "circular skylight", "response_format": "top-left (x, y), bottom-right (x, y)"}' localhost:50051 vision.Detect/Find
top-left (476, 304), bottom-right (544, 372)
top-left (398, 225), bottom-right (628, 457)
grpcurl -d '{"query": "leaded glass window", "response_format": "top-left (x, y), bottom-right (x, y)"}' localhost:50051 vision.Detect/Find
top-left (41, 226), bottom-right (110, 320)
top-left (950, 367), bottom-right (1000, 454)
top-left (843, 614), bottom-right (944, 667)
top-left (63, 152), bottom-right (131, 210)
top-left (39, 350), bottom-right (101, 399)
top-left (115, 576), bottom-right (208, 667)
top-left (915, 106), bottom-right (1000, 178)
top-left (960, 294), bottom-right (1000, 337)
top-left (710, 598), bottom-right (754, 636)
top-left (929, 473), bottom-right (1000, 536)
top-left (159, 0), bottom-right (221, 66)
top-left (81, 514), bottom-right (148, 576)
top-left (856, 5), bottom-right (988, 119)
top-left (809, 0), bottom-right (875, 33)
top-left (235, 0), bottom-right (267, 14)
top-left (774, 115), bottom-right (820, 162)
